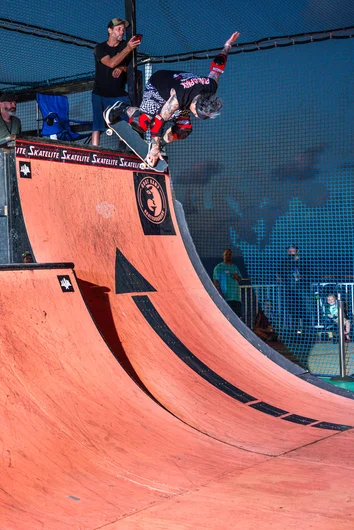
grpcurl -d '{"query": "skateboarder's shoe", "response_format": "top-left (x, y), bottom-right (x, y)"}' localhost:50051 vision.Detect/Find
top-left (103, 101), bottom-right (130, 126)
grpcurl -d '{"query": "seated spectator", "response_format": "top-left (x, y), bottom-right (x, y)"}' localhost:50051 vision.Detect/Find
top-left (213, 248), bottom-right (243, 317)
top-left (254, 300), bottom-right (278, 342)
top-left (0, 93), bottom-right (21, 142)
top-left (324, 293), bottom-right (350, 341)
top-left (22, 251), bottom-right (34, 263)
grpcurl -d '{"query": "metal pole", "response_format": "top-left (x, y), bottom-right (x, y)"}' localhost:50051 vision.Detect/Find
top-left (125, 0), bottom-right (139, 106)
top-left (0, 148), bottom-right (10, 263)
top-left (338, 294), bottom-right (346, 377)
top-left (331, 293), bottom-right (352, 381)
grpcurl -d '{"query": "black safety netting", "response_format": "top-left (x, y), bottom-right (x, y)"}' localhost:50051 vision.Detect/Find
top-left (1, 0), bottom-right (354, 375)
top-left (1, 0), bottom-right (353, 89)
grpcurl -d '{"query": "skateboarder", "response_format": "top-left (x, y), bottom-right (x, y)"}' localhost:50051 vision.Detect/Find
top-left (104, 32), bottom-right (240, 167)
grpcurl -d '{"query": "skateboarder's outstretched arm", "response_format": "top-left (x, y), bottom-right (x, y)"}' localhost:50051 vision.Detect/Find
top-left (208, 32), bottom-right (240, 84)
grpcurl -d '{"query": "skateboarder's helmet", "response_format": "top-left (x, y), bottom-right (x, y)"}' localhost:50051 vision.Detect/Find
top-left (195, 94), bottom-right (222, 120)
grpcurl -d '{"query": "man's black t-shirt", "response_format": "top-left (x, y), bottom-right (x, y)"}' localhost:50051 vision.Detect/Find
top-left (278, 256), bottom-right (311, 287)
top-left (149, 70), bottom-right (218, 109)
top-left (93, 41), bottom-right (129, 98)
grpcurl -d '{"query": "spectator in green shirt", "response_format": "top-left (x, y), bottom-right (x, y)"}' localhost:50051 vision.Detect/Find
top-left (213, 248), bottom-right (243, 317)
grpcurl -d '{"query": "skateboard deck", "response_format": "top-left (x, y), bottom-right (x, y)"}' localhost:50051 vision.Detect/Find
top-left (106, 120), bottom-right (168, 173)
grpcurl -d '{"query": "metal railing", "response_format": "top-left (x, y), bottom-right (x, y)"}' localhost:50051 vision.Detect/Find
top-left (240, 282), bottom-right (354, 331)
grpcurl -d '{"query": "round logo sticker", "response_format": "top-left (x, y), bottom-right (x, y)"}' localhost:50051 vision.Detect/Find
top-left (137, 177), bottom-right (167, 224)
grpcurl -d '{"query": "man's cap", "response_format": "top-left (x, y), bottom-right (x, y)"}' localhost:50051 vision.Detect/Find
top-left (22, 251), bottom-right (32, 257)
top-left (0, 92), bottom-right (17, 102)
top-left (108, 18), bottom-right (129, 29)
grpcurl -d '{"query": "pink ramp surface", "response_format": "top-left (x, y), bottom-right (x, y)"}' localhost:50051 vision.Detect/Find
top-left (2, 269), bottom-right (354, 529)
top-left (102, 434), bottom-right (354, 530)
top-left (0, 265), bottom-right (267, 529)
top-left (15, 139), bottom-right (354, 457)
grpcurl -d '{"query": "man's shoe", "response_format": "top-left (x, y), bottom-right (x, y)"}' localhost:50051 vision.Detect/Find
top-left (103, 101), bottom-right (130, 126)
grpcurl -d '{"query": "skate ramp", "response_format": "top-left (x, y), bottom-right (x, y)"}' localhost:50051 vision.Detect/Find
top-left (0, 264), bottom-right (268, 529)
top-left (14, 139), bottom-right (354, 457)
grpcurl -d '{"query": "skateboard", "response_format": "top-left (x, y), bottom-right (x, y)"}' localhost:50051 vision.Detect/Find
top-left (106, 120), bottom-right (168, 173)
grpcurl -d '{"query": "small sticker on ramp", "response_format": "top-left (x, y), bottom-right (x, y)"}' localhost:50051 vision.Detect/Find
top-left (19, 161), bottom-right (32, 178)
top-left (57, 275), bottom-right (74, 292)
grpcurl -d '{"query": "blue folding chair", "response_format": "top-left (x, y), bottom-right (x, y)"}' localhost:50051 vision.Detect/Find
top-left (36, 93), bottom-right (92, 143)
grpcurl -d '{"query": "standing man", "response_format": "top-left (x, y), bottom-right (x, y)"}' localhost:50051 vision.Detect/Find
top-left (104, 32), bottom-right (240, 166)
top-left (277, 244), bottom-right (310, 333)
top-left (213, 248), bottom-right (243, 317)
top-left (0, 93), bottom-right (21, 142)
top-left (91, 17), bottom-right (141, 146)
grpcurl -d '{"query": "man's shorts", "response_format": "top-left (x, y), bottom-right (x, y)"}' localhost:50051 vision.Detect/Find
top-left (92, 93), bottom-right (131, 132)
top-left (140, 82), bottom-right (184, 121)
top-left (139, 82), bottom-right (166, 117)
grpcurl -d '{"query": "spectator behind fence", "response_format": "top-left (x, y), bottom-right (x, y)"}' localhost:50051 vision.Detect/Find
top-left (277, 244), bottom-right (311, 333)
top-left (324, 293), bottom-right (350, 341)
top-left (213, 248), bottom-right (243, 317)
top-left (254, 300), bottom-right (278, 342)
top-left (91, 17), bottom-right (141, 146)
top-left (0, 93), bottom-right (21, 142)
top-left (22, 251), bottom-right (34, 263)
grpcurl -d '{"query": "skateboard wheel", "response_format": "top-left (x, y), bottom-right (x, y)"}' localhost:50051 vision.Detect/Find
top-left (106, 129), bottom-right (113, 136)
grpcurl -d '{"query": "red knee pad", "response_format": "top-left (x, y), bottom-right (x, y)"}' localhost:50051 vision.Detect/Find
top-left (150, 114), bottom-right (165, 137)
top-left (129, 111), bottom-right (151, 133)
